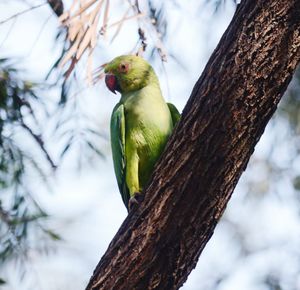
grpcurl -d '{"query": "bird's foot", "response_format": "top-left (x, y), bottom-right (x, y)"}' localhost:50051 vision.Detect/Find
top-left (128, 192), bottom-right (144, 212)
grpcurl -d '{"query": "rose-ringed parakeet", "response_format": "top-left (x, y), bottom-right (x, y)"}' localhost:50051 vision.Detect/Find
top-left (104, 55), bottom-right (180, 211)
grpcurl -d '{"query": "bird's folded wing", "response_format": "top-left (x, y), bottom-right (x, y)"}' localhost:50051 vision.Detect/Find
top-left (167, 102), bottom-right (181, 126)
top-left (110, 103), bottom-right (130, 208)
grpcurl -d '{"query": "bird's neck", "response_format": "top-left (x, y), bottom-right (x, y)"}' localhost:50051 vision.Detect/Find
top-left (120, 70), bottom-right (161, 102)
top-left (120, 81), bottom-right (162, 104)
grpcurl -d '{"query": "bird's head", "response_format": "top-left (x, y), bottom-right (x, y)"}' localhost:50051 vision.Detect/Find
top-left (104, 55), bottom-right (157, 94)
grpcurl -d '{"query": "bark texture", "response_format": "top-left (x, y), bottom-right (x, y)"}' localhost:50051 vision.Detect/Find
top-left (87, 1), bottom-right (300, 289)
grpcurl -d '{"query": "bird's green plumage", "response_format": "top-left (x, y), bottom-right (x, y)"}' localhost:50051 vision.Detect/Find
top-left (110, 104), bottom-right (129, 206)
top-left (107, 55), bottom-right (180, 209)
top-left (167, 102), bottom-right (181, 125)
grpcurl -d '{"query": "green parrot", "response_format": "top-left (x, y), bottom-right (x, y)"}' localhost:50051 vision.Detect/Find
top-left (104, 55), bottom-right (180, 211)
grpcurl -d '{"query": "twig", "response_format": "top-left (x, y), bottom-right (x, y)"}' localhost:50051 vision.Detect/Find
top-left (101, 0), bottom-right (110, 38)
top-left (0, 2), bottom-right (47, 25)
top-left (136, 27), bottom-right (147, 56)
top-left (26, 14), bottom-right (53, 57)
top-left (0, 204), bottom-right (12, 225)
top-left (109, 12), bottom-right (144, 29)
top-left (47, 0), bottom-right (64, 17)
top-left (20, 121), bottom-right (57, 170)
top-left (135, 0), bottom-right (141, 13)
top-left (0, 17), bottom-right (17, 49)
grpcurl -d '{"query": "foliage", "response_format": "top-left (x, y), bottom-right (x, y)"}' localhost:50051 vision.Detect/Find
top-left (0, 57), bottom-right (106, 268)
top-left (0, 58), bottom-right (60, 265)
top-left (54, 0), bottom-right (170, 84)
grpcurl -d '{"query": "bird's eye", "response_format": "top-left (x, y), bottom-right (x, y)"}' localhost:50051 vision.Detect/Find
top-left (119, 63), bottom-right (129, 73)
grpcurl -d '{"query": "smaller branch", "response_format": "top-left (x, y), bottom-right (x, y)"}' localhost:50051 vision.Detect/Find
top-left (26, 14), bottom-right (53, 57)
top-left (0, 17), bottom-right (17, 49)
top-left (136, 27), bottom-right (147, 55)
top-left (0, 2), bottom-right (47, 25)
top-left (0, 203), bottom-right (12, 225)
top-left (47, 0), bottom-right (64, 17)
top-left (135, 0), bottom-right (141, 13)
top-left (20, 121), bottom-right (57, 170)
top-left (108, 12), bottom-right (144, 30)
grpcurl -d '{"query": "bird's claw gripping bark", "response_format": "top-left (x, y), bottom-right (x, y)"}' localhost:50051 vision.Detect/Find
top-left (128, 192), bottom-right (144, 212)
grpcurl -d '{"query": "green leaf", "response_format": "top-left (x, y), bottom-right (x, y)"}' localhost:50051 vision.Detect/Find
top-left (43, 229), bottom-right (62, 241)
top-left (293, 176), bottom-right (300, 191)
top-left (86, 140), bottom-right (105, 159)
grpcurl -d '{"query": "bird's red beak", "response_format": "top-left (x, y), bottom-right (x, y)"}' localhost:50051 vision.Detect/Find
top-left (105, 74), bottom-right (118, 94)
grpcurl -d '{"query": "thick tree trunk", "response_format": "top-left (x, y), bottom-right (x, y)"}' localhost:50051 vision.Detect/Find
top-left (87, 1), bottom-right (300, 289)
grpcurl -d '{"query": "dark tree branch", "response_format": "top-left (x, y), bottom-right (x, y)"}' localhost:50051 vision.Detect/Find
top-left (47, 0), bottom-right (64, 17)
top-left (87, 0), bottom-right (300, 289)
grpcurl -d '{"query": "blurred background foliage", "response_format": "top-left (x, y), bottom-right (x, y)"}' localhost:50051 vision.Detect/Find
top-left (0, 58), bottom-right (58, 265)
top-left (0, 0), bottom-right (299, 289)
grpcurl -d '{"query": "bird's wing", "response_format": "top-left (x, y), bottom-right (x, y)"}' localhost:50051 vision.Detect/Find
top-left (167, 102), bottom-right (181, 126)
top-left (110, 103), bottom-right (130, 209)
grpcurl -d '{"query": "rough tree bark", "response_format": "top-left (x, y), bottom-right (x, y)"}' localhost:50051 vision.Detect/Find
top-left (87, 0), bottom-right (300, 289)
